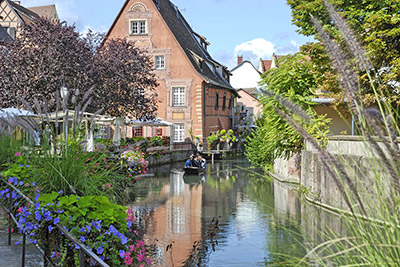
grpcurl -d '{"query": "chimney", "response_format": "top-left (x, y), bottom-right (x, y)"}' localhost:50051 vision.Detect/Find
top-left (237, 55), bottom-right (243, 65)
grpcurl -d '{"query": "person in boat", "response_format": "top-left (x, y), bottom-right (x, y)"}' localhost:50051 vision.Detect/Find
top-left (196, 153), bottom-right (206, 169)
top-left (185, 154), bottom-right (199, 167)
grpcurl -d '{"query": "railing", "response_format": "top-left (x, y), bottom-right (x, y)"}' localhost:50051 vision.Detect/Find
top-left (0, 177), bottom-right (110, 267)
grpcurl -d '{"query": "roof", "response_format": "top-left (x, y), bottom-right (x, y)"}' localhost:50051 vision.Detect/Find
top-left (237, 88), bottom-right (261, 100)
top-left (155, 0), bottom-right (234, 91)
top-left (259, 59), bottom-right (272, 73)
top-left (104, 0), bottom-right (235, 93)
top-left (0, 24), bottom-right (12, 44)
top-left (7, 0), bottom-right (39, 24)
top-left (27, 5), bottom-right (58, 20)
top-left (231, 60), bottom-right (261, 74)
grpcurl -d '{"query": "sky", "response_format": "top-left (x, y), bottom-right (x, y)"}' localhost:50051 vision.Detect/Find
top-left (19, 0), bottom-right (314, 69)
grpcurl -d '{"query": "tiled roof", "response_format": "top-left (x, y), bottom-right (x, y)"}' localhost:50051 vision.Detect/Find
top-left (27, 5), bottom-right (57, 20)
top-left (154, 0), bottom-right (234, 91)
top-left (261, 60), bottom-right (272, 72)
top-left (0, 24), bottom-right (12, 44)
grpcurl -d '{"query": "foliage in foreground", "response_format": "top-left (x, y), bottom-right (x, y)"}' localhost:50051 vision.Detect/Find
top-left (245, 52), bottom-right (331, 167)
top-left (1, 177), bottom-right (150, 266)
top-left (272, 1), bottom-right (400, 266)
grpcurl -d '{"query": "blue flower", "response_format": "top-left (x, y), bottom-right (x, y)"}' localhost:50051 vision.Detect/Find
top-left (96, 246), bottom-right (103, 255)
top-left (80, 236), bottom-right (86, 242)
top-left (74, 244), bottom-right (80, 250)
top-left (51, 251), bottom-right (55, 258)
top-left (54, 218), bottom-right (60, 225)
top-left (15, 241), bottom-right (21, 245)
top-left (18, 181), bottom-right (23, 186)
top-left (48, 225), bottom-right (53, 232)
top-left (34, 211), bottom-right (41, 221)
top-left (120, 235), bottom-right (128, 245)
top-left (95, 220), bottom-right (102, 230)
top-left (34, 194), bottom-right (40, 202)
top-left (119, 250), bottom-right (125, 258)
top-left (19, 164), bottom-right (24, 167)
top-left (26, 165), bottom-right (30, 168)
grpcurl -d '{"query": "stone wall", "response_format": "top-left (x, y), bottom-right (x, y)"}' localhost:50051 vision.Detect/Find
top-left (301, 136), bottom-right (393, 211)
top-left (147, 150), bottom-right (193, 167)
top-left (272, 153), bottom-right (301, 183)
top-left (271, 136), bottom-right (395, 211)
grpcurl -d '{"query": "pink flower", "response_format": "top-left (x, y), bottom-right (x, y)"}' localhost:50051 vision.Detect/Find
top-left (15, 152), bottom-right (21, 157)
top-left (17, 207), bottom-right (23, 213)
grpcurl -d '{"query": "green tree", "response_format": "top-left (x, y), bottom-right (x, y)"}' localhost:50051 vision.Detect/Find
top-left (245, 52), bottom-right (330, 167)
top-left (287, 0), bottom-right (400, 107)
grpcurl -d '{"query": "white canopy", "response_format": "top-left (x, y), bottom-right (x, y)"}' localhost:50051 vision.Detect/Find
top-left (0, 108), bottom-right (37, 118)
top-left (125, 117), bottom-right (174, 127)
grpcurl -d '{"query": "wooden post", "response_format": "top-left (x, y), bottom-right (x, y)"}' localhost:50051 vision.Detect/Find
top-left (212, 153), bottom-right (214, 164)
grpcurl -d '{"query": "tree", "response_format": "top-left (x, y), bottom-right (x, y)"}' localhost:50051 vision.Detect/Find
top-left (93, 39), bottom-right (158, 119)
top-left (245, 52), bottom-right (331, 166)
top-left (0, 18), bottom-right (158, 119)
top-left (287, 0), bottom-right (400, 107)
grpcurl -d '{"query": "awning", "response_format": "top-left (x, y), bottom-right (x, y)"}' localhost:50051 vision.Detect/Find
top-left (0, 108), bottom-right (37, 118)
top-left (125, 117), bottom-right (174, 127)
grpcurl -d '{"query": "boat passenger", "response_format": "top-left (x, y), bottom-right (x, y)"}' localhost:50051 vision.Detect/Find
top-left (196, 155), bottom-right (206, 169)
top-left (184, 155), bottom-right (197, 167)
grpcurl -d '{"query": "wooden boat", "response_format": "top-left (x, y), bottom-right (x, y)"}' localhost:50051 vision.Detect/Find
top-left (183, 166), bottom-right (205, 175)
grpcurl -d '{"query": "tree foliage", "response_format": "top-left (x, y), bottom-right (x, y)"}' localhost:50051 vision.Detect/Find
top-left (0, 18), bottom-right (158, 119)
top-left (245, 52), bottom-right (331, 166)
top-left (287, 0), bottom-right (400, 107)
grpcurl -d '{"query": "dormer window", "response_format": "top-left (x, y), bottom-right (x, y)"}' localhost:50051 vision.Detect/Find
top-left (130, 20), bottom-right (147, 35)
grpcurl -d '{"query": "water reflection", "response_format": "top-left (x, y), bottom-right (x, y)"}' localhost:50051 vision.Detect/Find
top-left (129, 159), bottom-right (306, 266)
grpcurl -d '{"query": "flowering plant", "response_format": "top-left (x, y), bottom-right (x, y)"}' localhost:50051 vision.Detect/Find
top-left (0, 180), bottom-right (150, 266)
top-left (121, 149), bottom-right (149, 182)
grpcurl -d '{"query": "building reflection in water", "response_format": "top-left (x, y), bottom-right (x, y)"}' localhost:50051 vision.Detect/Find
top-left (129, 170), bottom-right (203, 266)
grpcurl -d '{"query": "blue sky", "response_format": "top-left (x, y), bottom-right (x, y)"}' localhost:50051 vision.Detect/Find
top-left (21, 0), bottom-right (314, 69)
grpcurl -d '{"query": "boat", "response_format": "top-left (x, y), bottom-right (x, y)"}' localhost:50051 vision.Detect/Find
top-left (183, 166), bottom-right (205, 175)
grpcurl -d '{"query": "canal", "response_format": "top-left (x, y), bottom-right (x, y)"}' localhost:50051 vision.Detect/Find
top-left (128, 158), bottom-right (306, 266)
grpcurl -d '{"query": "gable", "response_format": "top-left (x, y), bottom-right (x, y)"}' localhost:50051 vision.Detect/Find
top-left (105, 0), bottom-right (235, 93)
top-left (230, 62), bottom-right (262, 89)
top-left (0, 0), bottom-right (21, 23)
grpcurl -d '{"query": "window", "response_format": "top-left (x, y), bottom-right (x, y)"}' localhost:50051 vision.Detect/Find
top-left (131, 20), bottom-right (146, 35)
top-left (215, 92), bottom-right (219, 110)
top-left (134, 127), bottom-right (143, 137)
top-left (228, 97), bottom-right (233, 109)
top-left (172, 87), bottom-right (185, 106)
top-left (173, 124), bottom-right (185, 143)
top-left (222, 94), bottom-right (226, 111)
top-left (155, 56), bottom-right (165, 70)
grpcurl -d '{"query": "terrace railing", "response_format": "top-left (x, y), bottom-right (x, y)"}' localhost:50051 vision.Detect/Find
top-left (0, 177), bottom-right (110, 267)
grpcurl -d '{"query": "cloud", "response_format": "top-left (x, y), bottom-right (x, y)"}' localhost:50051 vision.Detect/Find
top-left (275, 40), bottom-right (300, 55)
top-left (220, 38), bottom-right (276, 68)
